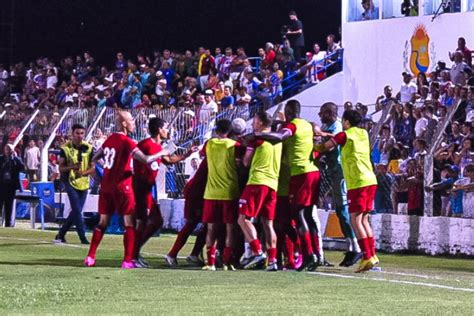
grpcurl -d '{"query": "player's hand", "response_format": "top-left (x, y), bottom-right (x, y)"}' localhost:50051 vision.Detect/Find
top-left (186, 146), bottom-right (199, 157)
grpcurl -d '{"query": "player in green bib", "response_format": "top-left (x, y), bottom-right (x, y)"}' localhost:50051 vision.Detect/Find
top-left (315, 110), bottom-right (379, 273)
top-left (201, 119), bottom-right (245, 271)
top-left (256, 100), bottom-right (322, 272)
top-left (237, 112), bottom-right (282, 271)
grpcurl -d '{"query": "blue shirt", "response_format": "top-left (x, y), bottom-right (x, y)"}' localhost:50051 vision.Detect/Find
top-left (221, 96), bottom-right (235, 108)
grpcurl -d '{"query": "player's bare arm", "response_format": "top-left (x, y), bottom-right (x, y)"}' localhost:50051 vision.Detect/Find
top-left (162, 146), bottom-right (199, 164)
top-left (133, 148), bottom-right (170, 164)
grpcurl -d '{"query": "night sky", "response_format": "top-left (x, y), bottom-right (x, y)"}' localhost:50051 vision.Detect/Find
top-left (9, 0), bottom-right (341, 65)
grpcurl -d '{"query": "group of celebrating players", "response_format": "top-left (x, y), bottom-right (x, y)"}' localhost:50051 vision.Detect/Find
top-left (83, 99), bottom-right (380, 273)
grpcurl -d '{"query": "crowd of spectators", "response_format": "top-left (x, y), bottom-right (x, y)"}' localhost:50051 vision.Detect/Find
top-left (365, 37), bottom-right (474, 218)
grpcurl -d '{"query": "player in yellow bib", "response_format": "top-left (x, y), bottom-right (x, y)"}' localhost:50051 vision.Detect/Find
top-left (316, 110), bottom-right (379, 273)
top-left (201, 119), bottom-right (246, 271)
top-left (237, 112), bottom-right (282, 271)
top-left (256, 100), bottom-right (321, 272)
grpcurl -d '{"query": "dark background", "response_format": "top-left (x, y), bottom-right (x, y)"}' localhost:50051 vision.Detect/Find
top-left (5, 0), bottom-right (341, 65)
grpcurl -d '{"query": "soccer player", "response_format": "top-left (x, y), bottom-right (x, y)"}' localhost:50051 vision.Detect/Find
top-left (84, 111), bottom-right (169, 269)
top-left (257, 100), bottom-right (322, 271)
top-left (237, 112), bottom-right (281, 271)
top-left (133, 117), bottom-right (197, 267)
top-left (315, 109), bottom-right (379, 272)
top-left (201, 119), bottom-right (245, 271)
top-left (165, 158), bottom-right (208, 266)
top-left (317, 102), bottom-right (362, 266)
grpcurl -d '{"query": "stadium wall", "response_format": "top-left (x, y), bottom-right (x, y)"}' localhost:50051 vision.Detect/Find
top-left (158, 202), bottom-right (473, 256)
top-left (342, 11), bottom-right (474, 104)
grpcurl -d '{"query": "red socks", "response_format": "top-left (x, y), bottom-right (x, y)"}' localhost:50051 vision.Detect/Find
top-left (267, 248), bottom-right (277, 263)
top-left (300, 232), bottom-right (314, 256)
top-left (358, 238), bottom-right (372, 260)
top-left (250, 239), bottom-right (262, 256)
top-left (124, 226), bottom-right (136, 262)
top-left (87, 226), bottom-right (105, 258)
top-left (285, 236), bottom-right (295, 266)
top-left (368, 236), bottom-right (376, 256)
top-left (168, 222), bottom-right (195, 258)
top-left (207, 246), bottom-right (217, 266)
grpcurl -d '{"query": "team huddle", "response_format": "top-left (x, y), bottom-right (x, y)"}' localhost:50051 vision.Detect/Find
top-left (83, 100), bottom-right (379, 273)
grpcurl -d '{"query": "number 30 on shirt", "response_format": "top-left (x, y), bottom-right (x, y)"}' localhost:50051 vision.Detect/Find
top-left (103, 147), bottom-right (116, 169)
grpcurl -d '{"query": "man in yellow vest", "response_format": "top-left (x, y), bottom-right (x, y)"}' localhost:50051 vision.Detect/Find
top-left (54, 124), bottom-right (95, 244)
top-left (238, 112), bottom-right (282, 271)
top-left (201, 119), bottom-right (246, 271)
top-left (256, 100), bottom-right (321, 271)
top-left (315, 110), bottom-right (379, 272)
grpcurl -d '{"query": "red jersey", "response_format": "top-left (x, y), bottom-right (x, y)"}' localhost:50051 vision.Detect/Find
top-left (100, 133), bottom-right (137, 192)
top-left (133, 138), bottom-right (162, 186)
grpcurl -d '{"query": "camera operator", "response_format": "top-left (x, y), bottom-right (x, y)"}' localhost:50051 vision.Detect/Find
top-left (286, 10), bottom-right (304, 64)
top-left (54, 124), bottom-right (94, 244)
top-left (0, 144), bottom-right (25, 227)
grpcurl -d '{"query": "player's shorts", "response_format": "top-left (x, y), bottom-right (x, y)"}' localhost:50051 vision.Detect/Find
top-left (99, 183), bottom-right (135, 216)
top-left (288, 171), bottom-right (320, 210)
top-left (347, 185), bottom-right (377, 213)
top-left (202, 199), bottom-right (239, 224)
top-left (239, 185), bottom-right (277, 220)
top-left (133, 180), bottom-right (155, 221)
top-left (183, 182), bottom-right (204, 221)
top-left (275, 195), bottom-right (292, 225)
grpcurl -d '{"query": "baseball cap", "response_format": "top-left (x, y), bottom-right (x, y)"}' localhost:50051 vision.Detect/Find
top-left (205, 89), bottom-right (213, 96)
top-left (156, 70), bottom-right (163, 77)
top-left (466, 110), bottom-right (474, 123)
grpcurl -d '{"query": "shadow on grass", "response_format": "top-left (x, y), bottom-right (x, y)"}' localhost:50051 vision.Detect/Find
top-left (0, 243), bottom-right (50, 248)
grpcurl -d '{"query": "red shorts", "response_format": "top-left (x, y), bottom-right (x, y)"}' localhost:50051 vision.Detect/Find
top-left (183, 181), bottom-right (205, 221)
top-left (347, 185), bottom-right (377, 213)
top-left (239, 185), bottom-right (277, 220)
top-left (289, 171), bottom-right (320, 210)
top-left (202, 199), bottom-right (239, 224)
top-left (99, 185), bottom-right (135, 216)
top-left (133, 181), bottom-right (156, 221)
top-left (275, 195), bottom-right (292, 225)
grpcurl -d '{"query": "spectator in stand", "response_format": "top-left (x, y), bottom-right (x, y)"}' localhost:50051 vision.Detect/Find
top-left (220, 86), bottom-right (235, 110)
top-left (236, 86), bottom-right (251, 120)
top-left (375, 85), bottom-right (396, 111)
top-left (423, 105), bottom-right (439, 145)
top-left (198, 48), bottom-right (215, 90)
top-left (394, 103), bottom-right (416, 149)
top-left (286, 10), bottom-right (305, 64)
top-left (378, 124), bottom-right (396, 165)
top-left (398, 72), bottom-right (417, 104)
top-left (218, 47), bottom-right (235, 77)
top-left (454, 137), bottom-right (474, 171)
top-left (453, 164), bottom-right (474, 218)
top-left (405, 158), bottom-right (424, 216)
top-left (449, 37), bottom-right (472, 67)
top-left (326, 34), bottom-right (342, 76)
top-left (115, 52), bottom-right (126, 72)
top-left (374, 163), bottom-right (394, 213)
top-left (24, 139), bottom-right (41, 184)
top-left (361, 0), bottom-right (379, 20)
top-left (264, 42), bottom-right (276, 66)
top-left (214, 47), bottom-right (223, 70)
top-left (450, 51), bottom-right (471, 86)
top-left (199, 90), bottom-right (218, 123)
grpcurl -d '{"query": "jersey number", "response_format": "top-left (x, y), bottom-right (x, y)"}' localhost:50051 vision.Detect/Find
top-left (103, 147), bottom-right (116, 169)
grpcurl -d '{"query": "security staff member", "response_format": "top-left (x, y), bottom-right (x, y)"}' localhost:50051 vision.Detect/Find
top-left (0, 144), bottom-right (25, 227)
top-left (54, 124), bottom-right (94, 244)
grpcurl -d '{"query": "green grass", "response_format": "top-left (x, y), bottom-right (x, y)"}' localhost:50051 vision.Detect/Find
top-left (0, 227), bottom-right (473, 315)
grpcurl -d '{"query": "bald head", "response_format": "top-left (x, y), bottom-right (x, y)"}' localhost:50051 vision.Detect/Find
top-left (116, 110), bottom-right (135, 133)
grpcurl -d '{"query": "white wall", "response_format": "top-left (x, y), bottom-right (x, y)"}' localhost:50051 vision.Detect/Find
top-left (342, 11), bottom-right (474, 105)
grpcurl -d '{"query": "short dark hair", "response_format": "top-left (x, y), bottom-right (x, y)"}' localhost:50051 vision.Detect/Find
top-left (215, 119), bottom-right (232, 135)
top-left (342, 110), bottom-right (362, 127)
top-left (148, 118), bottom-right (167, 137)
top-left (289, 10), bottom-right (297, 16)
top-left (255, 112), bottom-right (273, 128)
top-left (72, 124), bottom-right (86, 131)
top-left (285, 99), bottom-right (301, 118)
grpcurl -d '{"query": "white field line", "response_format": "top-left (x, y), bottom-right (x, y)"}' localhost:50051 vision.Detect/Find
top-left (309, 272), bottom-right (474, 293)
top-left (1, 235), bottom-right (473, 292)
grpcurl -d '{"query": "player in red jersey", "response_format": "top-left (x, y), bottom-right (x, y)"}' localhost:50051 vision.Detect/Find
top-left (165, 158), bottom-right (208, 266)
top-left (84, 111), bottom-right (169, 269)
top-left (133, 117), bottom-right (198, 267)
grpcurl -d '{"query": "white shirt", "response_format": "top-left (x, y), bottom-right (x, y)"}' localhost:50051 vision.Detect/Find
top-left (46, 75), bottom-right (58, 89)
top-left (414, 117), bottom-right (428, 137)
top-left (400, 81), bottom-right (417, 103)
top-left (199, 101), bottom-right (218, 123)
top-left (312, 51), bottom-right (327, 63)
top-left (450, 62), bottom-right (469, 86)
top-left (24, 146), bottom-right (41, 170)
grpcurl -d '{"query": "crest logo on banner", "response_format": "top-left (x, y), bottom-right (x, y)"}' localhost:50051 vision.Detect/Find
top-left (403, 24), bottom-right (436, 76)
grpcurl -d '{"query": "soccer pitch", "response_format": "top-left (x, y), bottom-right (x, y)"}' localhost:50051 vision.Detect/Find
top-left (0, 228), bottom-right (473, 315)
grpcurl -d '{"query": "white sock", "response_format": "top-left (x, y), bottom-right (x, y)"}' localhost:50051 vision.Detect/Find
top-left (244, 242), bottom-right (252, 258)
top-left (352, 238), bottom-right (361, 253)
